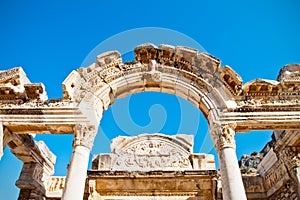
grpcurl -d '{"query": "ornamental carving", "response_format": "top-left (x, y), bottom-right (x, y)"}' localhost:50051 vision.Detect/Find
top-left (269, 181), bottom-right (298, 200)
top-left (280, 147), bottom-right (300, 170)
top-left (47, 176), bottom-right (65, 193)
top-left (33, 164), bottom-right (45, 186)
top-left (219, 65), bottom-right (243, 96)
top-left (73, 124), bottom-right (97, 149)
top-left (263, 160), bottom-right (288, 191)
top-left (219, 124), bottom-right (236, 149)
top-left (113, 140), bottom-right (191, 170)
top-left (211, 123), bottom-right (236, 150)
top-left (2, 44), bottom-right (300, 200)
top-left (243, 79), bottom-right (281, 96)
top-left (242, 176), bottom-right (264, 193)
top-left (94, 134), bottom-right (194, 171)
top-left (278, 64), bottom-right (300, 82)
top-left (0, 67), bottom-right (47, 101)
top-left (0, 98), bottom-right (71, 108)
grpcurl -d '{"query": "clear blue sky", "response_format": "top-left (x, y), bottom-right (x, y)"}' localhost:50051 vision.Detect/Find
top-left (0, 0), bottom-right (300, 199)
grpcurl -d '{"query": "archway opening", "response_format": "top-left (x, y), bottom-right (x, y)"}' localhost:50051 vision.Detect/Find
top-left (92, 91), bottom-right (214, 164)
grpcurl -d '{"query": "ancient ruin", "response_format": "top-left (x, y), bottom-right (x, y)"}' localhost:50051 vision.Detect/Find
top-left (0, 43), bottom-right (299, 200)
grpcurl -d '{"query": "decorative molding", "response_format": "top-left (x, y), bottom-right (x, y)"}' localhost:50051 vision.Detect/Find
top-left (269, 181), bottom-right (298, 200)
top-left (0, 67), bottom-right (47, 101)
top-left (219, 65), bottom-right (243, 96)
top-left (110, 134), bottom-right (193, 171)
top-left (263, 159), bottom-right (288, 191)
top-left (280, 147), bottom-right (300, 170)
top-left (73, 123), bottom-right (97, 149)
top-left (46, 176), bottom-right (65, 198)
top-left (210, 123), bottom-right (236, 151)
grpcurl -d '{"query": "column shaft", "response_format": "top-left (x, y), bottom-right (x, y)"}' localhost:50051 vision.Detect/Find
top-left (62, 124), bottom-right (96, 200)
top-left (218, 147), bottom-right (247, 200)
top-left (211, 123), bottom-right (247, 200)
top-left (62, 145), bottom-right (90, 200)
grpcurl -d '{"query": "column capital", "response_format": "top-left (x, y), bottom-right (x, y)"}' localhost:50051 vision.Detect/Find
top-left (210, 122), bottom-right (236, 151)
top-left (73, 123), bottom-right (97, 149)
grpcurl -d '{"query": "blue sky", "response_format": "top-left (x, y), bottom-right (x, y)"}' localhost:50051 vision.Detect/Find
top-left (0, 0), bottom-right (300, 199)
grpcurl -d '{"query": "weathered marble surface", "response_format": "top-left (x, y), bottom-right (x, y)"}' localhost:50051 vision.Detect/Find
top-left (92, 134), bottom-right (216, 172)
top-left (0, 44), bottom-right (299, 199)
top-left (88, 134), bottom-right (218, 200)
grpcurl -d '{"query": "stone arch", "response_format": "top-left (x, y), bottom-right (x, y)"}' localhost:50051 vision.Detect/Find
top-left (63, 43), bottom-right (237, 127)
top-left (1, 45), bottom-right (300, 200)
top-left (62, 43), bottom-right (248, 200)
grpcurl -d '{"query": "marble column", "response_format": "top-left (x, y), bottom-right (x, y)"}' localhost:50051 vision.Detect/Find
top-left (62, 124), bottom-right (96, 200)
top-left (211, 123), bottom-right (247, 200)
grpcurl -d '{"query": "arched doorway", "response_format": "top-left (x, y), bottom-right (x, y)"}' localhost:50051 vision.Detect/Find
top-left (62, 43), bottom-right (246, 200)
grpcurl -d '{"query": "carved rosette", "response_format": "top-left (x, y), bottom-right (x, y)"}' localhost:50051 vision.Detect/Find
top-left (73, 124), bottom-right (97, 150)
top-left (211, 123), bottom-right (236, 151)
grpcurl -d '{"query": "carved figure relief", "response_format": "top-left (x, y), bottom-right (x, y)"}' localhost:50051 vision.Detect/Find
top-left (105, 134), bottom-right (194, 171)
top-left (113, 140), bottom-right (191, 170)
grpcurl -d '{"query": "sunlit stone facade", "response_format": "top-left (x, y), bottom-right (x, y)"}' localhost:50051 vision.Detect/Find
top-left (0, 44), bottom-right (299, 199)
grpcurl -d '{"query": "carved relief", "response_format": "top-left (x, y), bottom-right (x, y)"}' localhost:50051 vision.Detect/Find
top-left (242, 176), bottom-right (264, 193)
top-left (211, 123), bottom-right (236, 151)
top-left (97, 134), bottom-right (195, 171)
top-left (0, 98), bottom-right (71, 109)
top-left (219, 124), bottom-right (236, 149)
top-left (236, 64), bottom-right (300, 109)
top-left (135, 44), bottom-right (221, 81)
top-left (0, 67), bottom-right (48, 101)
top-left (33, 164), bottom-right (44, 186)
top-left (239, 153), bottom-right (262, 175)
top-left (263, 160), bottom-right (288, 191)
top-left (280, 147), bottom-right (300, 170)
top-left (134, 43), bottom-right (158, 63)
top-left (243, 79), bottom-right (281, 96)
top-left (73, 124), bottom-right (97, 149)
top-left (157, 44), bottom-right (175, 66)
top-left (0, 67), bottom-right (30, 85)
top-left (195, 52), bottom-right (220, 75)
top-left (47, 176), bottom-right (65, 194)
top-left (113, 140), bottom-right (191, 170)
top-left (16, 161), bottom-right (54, 196)
top-left (277, 64), bottom-right (300, 82)
top-left (219, 65), bottom-right (243, 95)
top-left (142, 72), bottom-right (161, 87)
top-left (96, 51), bottom-right (122, 69)
top-left (4, 44), bottom-right (300, 199)
top-left (101, 67), bottom-right (123, 83)
top-left (269, 181), bottom-right (298, 200)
